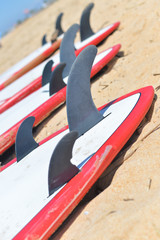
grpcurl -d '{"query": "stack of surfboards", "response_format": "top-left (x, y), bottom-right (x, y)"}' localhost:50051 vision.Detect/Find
top-left (0, 3), bottom-right (154, 240)
top-left (0, 3), bottom-right (120, 154)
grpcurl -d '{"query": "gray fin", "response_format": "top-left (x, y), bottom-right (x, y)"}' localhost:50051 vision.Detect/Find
top-left (66, 45), bottom-right (103, 136)
top-left (42, 34), bottom-right (47, 45)
top-left (49, 62), bottom-right (66, 96)
top-left (48, 131), bottom-right (79, 196)
top-left (56, 12), bottom-right (64, 36)
top-left (42, 60), bottom-right (54, 86)
top-left (60, 24), bottom-right (79, 78)
top-left (80, 3), bottom-right (94, 41)
top-left (15, 117), bottom-right (39, 162)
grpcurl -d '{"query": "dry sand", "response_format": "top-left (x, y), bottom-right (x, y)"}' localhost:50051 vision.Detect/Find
top-left (1, 0), bottom-right (160, 239)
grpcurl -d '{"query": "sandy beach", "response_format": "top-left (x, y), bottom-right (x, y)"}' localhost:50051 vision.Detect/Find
top-left (1, 0), bottom-right (160, 239)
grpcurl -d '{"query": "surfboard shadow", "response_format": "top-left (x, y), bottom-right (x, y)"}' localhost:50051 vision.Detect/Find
top-left (0, 144), bottom-right (16, 165)
top-left (33, 102), bottom-right (67, 137)
top-left (96, 95), bottom-right (156, 192)
top-left (96, 25), bottom-right (121, 48)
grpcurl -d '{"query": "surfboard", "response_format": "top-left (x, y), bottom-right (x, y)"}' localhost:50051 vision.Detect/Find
top-left (0, 2), bottom-right (120, 90)
top-left (0, 42), bottom-right (51, 82)
top-left (0, 43), bottom-right (120, 155)
top-left (0, 46), bottom-right (154, 240)
top-left (0, 14), bottom-right (62, 88)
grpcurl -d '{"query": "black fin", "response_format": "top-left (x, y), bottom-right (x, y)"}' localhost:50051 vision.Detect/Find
top-left (60, 24), bottom-right (79, 78)
top-left (80, 3), bottom-right (94, 41)
top-left (42, 34), bottom-right (47, 45)
top-left (48, 131), bottom-right (79, 196)
top-left (15, 117), bottom-right (39, 162)
top-left (56, 12), bottom-right (64, 36)
top-left (49, 62), bottom-right (66, 96)
top-left (66, 45), bottom-right (103, 136)
top-left (42, 60), bottom-right (54, 86)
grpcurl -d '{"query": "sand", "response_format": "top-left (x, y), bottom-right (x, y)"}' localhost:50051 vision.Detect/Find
top-left (1, 0), bottom-right (160, 239)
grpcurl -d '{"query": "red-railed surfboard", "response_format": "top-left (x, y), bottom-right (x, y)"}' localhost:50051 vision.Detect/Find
top-left (0, 86), bottom-right (154, 239)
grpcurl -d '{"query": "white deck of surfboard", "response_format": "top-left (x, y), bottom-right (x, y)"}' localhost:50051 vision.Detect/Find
top-left (0, 24), bottom-right (113, 101)
top-left (0, 48), bottom-right (112, 136)
top-left (0, 93), bottom-right (140, 240)
top-left (0, 52), bottom-right (60, 102)
top-left (0, 33), bottom-right (65, 84)
top-left (0, 42), bottom-right (52, 83)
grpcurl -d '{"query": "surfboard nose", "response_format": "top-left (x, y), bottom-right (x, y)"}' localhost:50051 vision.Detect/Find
top-left (112, 43), bottom-right (121, 53)
top-left (113, 21), bottom-right (120, 29)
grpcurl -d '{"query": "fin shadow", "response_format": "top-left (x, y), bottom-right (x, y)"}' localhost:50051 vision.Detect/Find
top-left (96, 98), bottom-right (156, 192)
top-left (144, 93), bottom-right (157, 123)
top-left (33, 103), bottom-right (66, 139)
top-left (0, 145), bottom-right (16, 166)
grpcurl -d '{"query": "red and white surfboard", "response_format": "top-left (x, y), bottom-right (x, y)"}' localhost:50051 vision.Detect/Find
top-left (0, 41), bottom-right (53, 84)
top-left (0, 86), bottom-right (154, 240)
top-left (0, 39), bottom-right (62, 90)
top-left (0, 44), bottom-right (120, 155)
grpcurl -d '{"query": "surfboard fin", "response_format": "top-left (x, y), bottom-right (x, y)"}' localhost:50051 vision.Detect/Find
top-left (80, 3), bottom-right (94, 41)
top-left (60, 24), bottom-right (79, 78)
top-left (56, 12), bottom-right (64, 37)
top-left (48, 131), bottom-right (79, 196)
top-left (49, 62), bottom-right (66, 96)
top-left (43, 24), bottom-right (79, 92)
top-left (41, 12), bottom-right (63, 45)
top-left (15, 117), bottom-right (39, 162)
top-left (42, 34), bottom-right (47, 45)
top-left (42, 60), bottom-right (54, 86)
top-left (67, 45), bottom-right (104, 136)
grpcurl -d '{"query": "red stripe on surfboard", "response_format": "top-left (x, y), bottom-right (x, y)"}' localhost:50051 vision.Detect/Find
top-left (13, 86), bottom-right (154, 240)
top-left (0, 83), bottom-right (5, 90)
